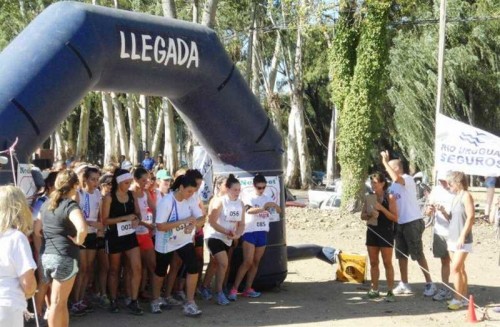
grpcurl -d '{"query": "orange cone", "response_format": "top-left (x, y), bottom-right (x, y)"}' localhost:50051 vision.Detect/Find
top-left (466, 295), bottom-right (479, 323)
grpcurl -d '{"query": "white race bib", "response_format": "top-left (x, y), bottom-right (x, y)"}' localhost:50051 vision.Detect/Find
top-left (117, 221), bottom-right (135, 237)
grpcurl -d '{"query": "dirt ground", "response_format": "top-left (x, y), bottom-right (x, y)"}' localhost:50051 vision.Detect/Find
top-left (69, 191), bottom-right (500, 327)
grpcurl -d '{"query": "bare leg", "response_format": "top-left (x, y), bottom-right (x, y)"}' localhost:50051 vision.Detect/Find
top-left (48, 276), bottom-right (76, 327)
top-left (232, 241), bottom-right (255, 291)
top-left (245, 246), bottom-right (265, 290)
top-left (367, 246), bottom-right (381, 290)
top-left (380, 247), bottom-right (394, 290)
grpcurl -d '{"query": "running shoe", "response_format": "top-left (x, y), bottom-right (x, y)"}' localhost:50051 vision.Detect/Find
top-left (98, 294), bottom-right (110, 308)
top-left (433, 288), bottom-right (453, 301)
top-left (126, 300), bottom-right (144, 316)
top-left (393, 281), bottom-right (413, 295)
top-left (150, 299), bottom-right (162, 314)
top-left (385, 290), bottom-right (396, 302)
top-left (423, 283), bottom-right (437, 297)
top-left (164, 296), bottom-right (183, 306)
top-left (242, 288), bottom-right (261, 298)
top-left (367, 289), bottom-right (380, 299)
top-left (158, 296), bottom-right (172, 310)
top-left (174, 291), bottom-right (187, 303)
top-left (80, 299), bottom-right (94, 313)
top-left (183, 302), bottom-right (202, 317)
top-left (217, 292), bottom-right (230, 305)
top-left (69, 302), bottom-right (86, 317)
top-left (199, 287), bottom-right (213, 301)
top-left (447, 298), bottom-right (466, 310)
top-left (109, 299), bottom-right (120, 313)
top-left (227, 288), bottom-right (238, 301)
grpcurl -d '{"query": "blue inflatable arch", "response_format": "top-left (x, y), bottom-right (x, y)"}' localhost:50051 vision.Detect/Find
top-left (0, 1), bottom-right (291, 287)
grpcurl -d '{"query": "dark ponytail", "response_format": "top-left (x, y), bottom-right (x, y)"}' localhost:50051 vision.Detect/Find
top-left (225, 174), bottom-right (240, 189)
top-left (170, 174), bottom-right (198, 191)
top-left (185, 169), bottom-right (203, 181)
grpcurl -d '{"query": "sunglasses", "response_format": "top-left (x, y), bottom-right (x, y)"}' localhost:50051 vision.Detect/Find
top-left (256, 186), bottom-right (266, 190)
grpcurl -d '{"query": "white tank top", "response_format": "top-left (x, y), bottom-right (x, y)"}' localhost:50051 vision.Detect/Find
top-left (204, 195), bottom-right (243, 246)
top-left (78, 189), bottom-right (102, 233)
top-left (136, 192), bottom-right (151, 235)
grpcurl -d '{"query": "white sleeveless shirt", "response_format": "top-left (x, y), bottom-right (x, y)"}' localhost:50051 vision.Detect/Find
top-left (78, 189), bottom-right (102, 233)
top-left (204, 195), bottom-right (243, 246)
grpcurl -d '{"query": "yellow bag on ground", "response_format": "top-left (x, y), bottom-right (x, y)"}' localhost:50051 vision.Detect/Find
top-left (336, 252), bottom-right (366, 283)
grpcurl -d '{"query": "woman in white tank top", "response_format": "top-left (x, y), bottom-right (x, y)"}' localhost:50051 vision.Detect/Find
top-left (204, 174), bottom-right (245, 305)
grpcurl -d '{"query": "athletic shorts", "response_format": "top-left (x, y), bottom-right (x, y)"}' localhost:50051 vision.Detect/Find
top-left (395, 219), bottom-right (425, 261)
top-left (81, 233), bottom-right (97, 250)
top-left (433, 234), bottom-right (449, 258)
top-left (105, 232), bottom-right (138, 254)
top-left (242, 231), bottom-right (268, 247)
top-left (447, 241), bottom-right (473, 253)
top-left (155, 251), bottom-right (174, 277)
top-left (206, 238), bottom-right (230, 256)
top-left (96, 236), bottom-right (105, 250)
top-left (365, 227), bottom-right (394, 248)
top-left (136, 233), bottom-right (154, 251)
top-left (41, 253), bottom-right (79, 283)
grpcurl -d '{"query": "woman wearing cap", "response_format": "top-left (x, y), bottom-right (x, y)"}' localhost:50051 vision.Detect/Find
top-left (155, 170), bottom-right (173, 203)
top-left (39, 170), bottom-right (88, 327)
top-left (151, 174), bottom-right (204, 316)
top-left (229, 174), bottom-right (281, 301)
top-left (0, 186), bottom-right (37, 327)
top-left (101, 169), bottom-right (143, 315)
top-left (204, 174), bottom-right (245, 305)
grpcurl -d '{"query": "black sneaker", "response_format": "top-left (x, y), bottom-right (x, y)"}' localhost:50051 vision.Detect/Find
top-left (127, 300), bottom-right (144, 316)
top-left (109, 299), bottom-right (120, 313)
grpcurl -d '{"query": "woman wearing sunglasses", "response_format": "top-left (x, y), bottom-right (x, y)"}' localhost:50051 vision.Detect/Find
top-left (228, 174), bottom-right (281, 301)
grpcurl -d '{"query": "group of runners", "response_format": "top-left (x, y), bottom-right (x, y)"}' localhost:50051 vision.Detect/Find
top-left (361, 151), bottom-right (475, 310)
top-left (27, 160), bottom-right (281, 324)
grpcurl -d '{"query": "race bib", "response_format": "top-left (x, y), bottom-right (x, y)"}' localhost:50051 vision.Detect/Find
top-left (117, 221), bottom-right (135, 237)
top-left (167, 222), bottom-right (192, 248)
top-left (226, 209), bottom-right (242, 222)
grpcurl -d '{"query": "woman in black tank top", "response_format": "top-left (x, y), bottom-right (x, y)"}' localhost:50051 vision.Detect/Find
top-left (361, 172), bottom-right (399, 301)
top-left (101, 169), bottom-right (143, 315)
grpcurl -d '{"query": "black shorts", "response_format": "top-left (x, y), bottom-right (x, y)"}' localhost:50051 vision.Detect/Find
top-left (81, 233), bottom-right (97, 250)
top-left (365, 227), bottom-right (394, 248)
top-left (105, 232), bottom-right (139, 254)
top-left (206, 238), bottom-right (230, 256)
top-left (96, 236), bottom-right (105, 250)
top-left (155, 243), bottom-right (199, 277)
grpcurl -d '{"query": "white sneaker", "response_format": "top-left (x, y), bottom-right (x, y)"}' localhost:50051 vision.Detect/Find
top-left (150, 299), bottom-right (162, 314)
top-left (423, 283), bottom-right (437, 297)
top-left (183, 302), bottom-right (202, 316)
top-left (393, 281), bottom-right (413, 295)
top-left (433, 288), bottom-right (452, 301)
top-left (164, 296), bottom-right (183, 306)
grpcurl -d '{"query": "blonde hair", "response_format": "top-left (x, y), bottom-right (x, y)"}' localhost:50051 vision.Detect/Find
top-left (0, 185), bottom-right (33, 235)
top-left (448, 171), bottom-right (468, 190)
top-left (48, 170), bottom-right (79, 210)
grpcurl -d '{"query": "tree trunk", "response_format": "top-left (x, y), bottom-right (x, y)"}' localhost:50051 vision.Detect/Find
top-left (201, 0), bottom-right (219, 28)
top-left (151, 110), bottom-right (164, 158)
top-left (162, 0), bottom-right (177, 18)
top-left (285, 105), bottom-right (300, 188)
top-left (65, 118), bottom-right (76, 160)
top-left (192, 0), bottom-right (199, 23)
top-left (264, 33), bottom-right (283, 137)
top-left (251, 17), bottom-right (260, 96)
top-left (101, 92), bottom-right (116, 164)
top-left (76, 99), bottom-right (90, 161)
top-left (110, 92), bottom-right (129, 158)
top-left (126, 95), bottom-right (140, 165)
top-left (163, 99), bottom-right (178, 174)
top-left (54, 125), bottom-right (65, 161)
top-left (138, 95), bottom-right (149, 153)
top-left (325, 105), bottom-right (338, 185)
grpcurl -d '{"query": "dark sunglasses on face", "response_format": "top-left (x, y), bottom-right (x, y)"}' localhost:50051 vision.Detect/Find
top-left (256, 186), bottom-right (266, 190)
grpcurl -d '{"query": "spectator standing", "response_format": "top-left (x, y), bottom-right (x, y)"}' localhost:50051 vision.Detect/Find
top-left (142, 151), bottom-right (155, 171)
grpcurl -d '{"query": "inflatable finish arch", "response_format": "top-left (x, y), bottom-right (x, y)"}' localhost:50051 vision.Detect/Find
top-left (0, 2), bottom-right (288, 287)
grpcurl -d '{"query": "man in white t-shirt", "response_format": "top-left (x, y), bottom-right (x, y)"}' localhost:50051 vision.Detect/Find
top-left (425, 170), bottom-right (454, 301)
top-left (381, 151), bottom-right (436, 296)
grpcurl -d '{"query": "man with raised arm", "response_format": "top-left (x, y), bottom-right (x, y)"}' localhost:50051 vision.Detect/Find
top-left (380, 151), bottom-right (436, 297)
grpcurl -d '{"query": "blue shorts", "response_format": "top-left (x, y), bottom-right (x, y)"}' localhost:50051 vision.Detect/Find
top-left (242, 231), bottom-right (267, 247)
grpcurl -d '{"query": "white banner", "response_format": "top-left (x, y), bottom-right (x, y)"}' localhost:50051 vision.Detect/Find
top-left (435, 113), bottom-right (500, 176)
top-left (193, 146), bottom-right (213, 202)
top-left (240, 176), bottom-right (281, 222)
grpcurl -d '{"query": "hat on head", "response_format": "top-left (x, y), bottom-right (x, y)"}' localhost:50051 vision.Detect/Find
top-left (436, 170), bottom-right (452, 181)
top-left (156, 169), bottom-right (172, 180)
